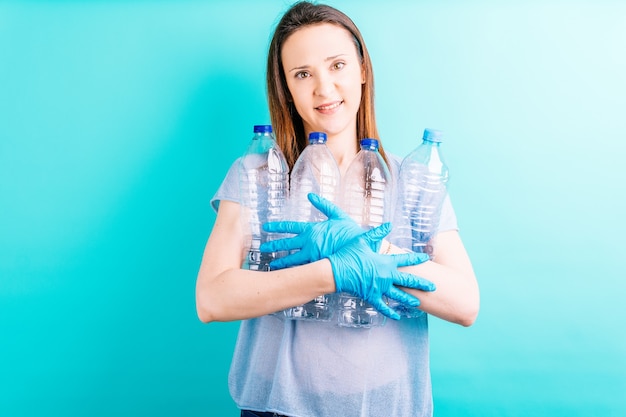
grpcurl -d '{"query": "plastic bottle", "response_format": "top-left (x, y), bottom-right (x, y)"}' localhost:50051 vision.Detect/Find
top-left (283, 131), bottom-right (341, 321)
top-left (239, 125), bottom-right (289, 272)
top-left (396, 128), bottom-right (449, 255)
top-left (392, 128), bottom-right (449, 318)
top-left (337, 138), bottom-right (392, 328)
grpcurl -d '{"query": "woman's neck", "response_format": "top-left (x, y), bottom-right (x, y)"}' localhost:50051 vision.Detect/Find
top-left (326, 133), bottom-right (358, 176)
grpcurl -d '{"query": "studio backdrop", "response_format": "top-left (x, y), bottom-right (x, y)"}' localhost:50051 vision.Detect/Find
top-left (1, 1), bottom-right (625, 416)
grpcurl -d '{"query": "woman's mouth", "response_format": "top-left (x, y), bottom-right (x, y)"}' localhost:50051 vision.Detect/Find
top-left (315, 101), bottom-right (343, 112)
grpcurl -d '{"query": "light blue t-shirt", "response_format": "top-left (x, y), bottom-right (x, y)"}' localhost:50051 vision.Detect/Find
top-left (211, 154), bottom-right (458, 417)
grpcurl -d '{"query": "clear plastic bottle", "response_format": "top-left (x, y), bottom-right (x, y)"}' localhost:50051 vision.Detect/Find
top-left (396, 128), bottom-right (449, 255)
top-left (283, 131), bottom-right (341, 321)
top-left (239, 125), bottom-right (289, 272)
top-left (338, 138), bottom-right (392, 328)
top-left (392, 128), bottom-right (449, 318)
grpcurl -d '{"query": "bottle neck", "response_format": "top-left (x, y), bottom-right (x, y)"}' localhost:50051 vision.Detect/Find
top-left (360, 145), bottom-right (379, 152)
top-left (423, 139), bottom-right (441, 147)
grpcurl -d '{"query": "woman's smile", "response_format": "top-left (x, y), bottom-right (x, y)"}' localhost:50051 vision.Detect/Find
top-left (315, 100), bottom-right (343, 113)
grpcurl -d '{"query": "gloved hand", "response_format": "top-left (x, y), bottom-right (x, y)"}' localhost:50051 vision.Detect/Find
top-left (328, 222), bottom-right (434, 320)
top-left (260, 193), bottom-right (376, 270)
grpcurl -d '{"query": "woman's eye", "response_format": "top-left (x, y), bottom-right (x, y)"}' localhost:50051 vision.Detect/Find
top-left (333, 62), bottom-right (345, 70)
top-left (295, 71), bottom-right (310, 79)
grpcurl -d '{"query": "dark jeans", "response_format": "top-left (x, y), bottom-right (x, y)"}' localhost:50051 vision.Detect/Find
top-left (240, 411), bottom-right (289, 417)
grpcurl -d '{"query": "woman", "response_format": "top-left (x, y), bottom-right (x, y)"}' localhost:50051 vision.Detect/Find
top-left (196, 2), bottom-right (479, 416)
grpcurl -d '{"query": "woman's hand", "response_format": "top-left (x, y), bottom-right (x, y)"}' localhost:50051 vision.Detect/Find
top-left (329, 223), bottom-right (434, 320)
top-left (260, 193), bottom-right (373, 269)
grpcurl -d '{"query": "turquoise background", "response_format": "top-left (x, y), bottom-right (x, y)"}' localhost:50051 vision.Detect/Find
top-left (1, 1), bottom-right (625, 416)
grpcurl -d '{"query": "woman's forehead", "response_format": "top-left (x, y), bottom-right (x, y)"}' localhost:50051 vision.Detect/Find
top-left (281, 23), bottom-right (357, 64)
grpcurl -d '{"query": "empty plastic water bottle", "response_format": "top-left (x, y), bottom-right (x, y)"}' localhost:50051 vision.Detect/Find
top-left (239, 125), bottom-right (289, 272)
top-left (391, 128), bottom-right (449, 318)
top-left (338, 138), bottom-right (392, 328)
top-left (283, 132), bottom-right (341, 321)
top-left (396, 128), bottom-right (449, 256)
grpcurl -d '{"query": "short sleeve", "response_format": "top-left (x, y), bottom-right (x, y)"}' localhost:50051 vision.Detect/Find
top-left (210, 158), bottom-right (242, 213)
top-left (437, 193), bottom-right (458, 233)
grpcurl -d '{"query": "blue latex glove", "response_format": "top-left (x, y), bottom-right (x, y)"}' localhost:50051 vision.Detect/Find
top-left (328, 222), bottom-right (434, 320)
top-left (260, 193), bottom-right (375, 270)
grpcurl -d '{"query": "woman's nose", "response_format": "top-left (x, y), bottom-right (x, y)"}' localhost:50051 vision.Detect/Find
top-left (314, 72), bottom-right (334, 97)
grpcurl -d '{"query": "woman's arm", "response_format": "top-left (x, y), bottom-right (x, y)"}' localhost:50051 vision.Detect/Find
top-left (389, 230), bottom-right (479, 327)
top-left (195, 200), bottom-right (336, 323)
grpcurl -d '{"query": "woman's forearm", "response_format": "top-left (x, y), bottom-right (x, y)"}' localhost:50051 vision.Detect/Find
top-left (388, 230), bottom-right (480, 326)
top-left (400, 260), bottom-right (479, 326)
top-left (196, 259), bottom-right (336, 323)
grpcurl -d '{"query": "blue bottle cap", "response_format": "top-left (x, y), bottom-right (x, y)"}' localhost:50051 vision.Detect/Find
top-left (423, 128), bottom-right (443, 143)
top-left (253, 125), bottom-right (273, 133)
top-left (308, 132), bottom-right (327, 144)
top-left (360, 138), bottom-right (379, 151)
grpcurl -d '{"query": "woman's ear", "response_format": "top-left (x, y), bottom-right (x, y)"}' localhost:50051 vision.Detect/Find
top-left (361, 65), bottom-right (366, 84)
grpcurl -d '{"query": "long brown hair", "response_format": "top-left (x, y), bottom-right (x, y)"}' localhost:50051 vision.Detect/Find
top-left (266, 0), bottom-right (388, 170)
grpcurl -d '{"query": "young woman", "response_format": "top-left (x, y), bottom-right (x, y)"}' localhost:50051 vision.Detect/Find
top-left (196, 2), bottom-right (479, 416)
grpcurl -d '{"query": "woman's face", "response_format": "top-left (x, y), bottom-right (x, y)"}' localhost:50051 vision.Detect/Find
top-left (281, 23), bottom-right (365, 142)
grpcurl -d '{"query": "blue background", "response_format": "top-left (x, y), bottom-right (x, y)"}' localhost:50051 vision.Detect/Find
top-left (1, 1), bottom-right (625, 416)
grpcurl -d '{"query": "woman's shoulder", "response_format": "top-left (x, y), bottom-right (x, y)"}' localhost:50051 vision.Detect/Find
top-left (387, 152), bottom-right (402, 164)
top-left (211, 157), bottom-right (243, 212)
top-left (385, 152), bottom-right (402, 176)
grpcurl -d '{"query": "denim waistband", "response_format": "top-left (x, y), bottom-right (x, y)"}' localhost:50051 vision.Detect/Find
top-left (240, 410), bottom-right (290, 417)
